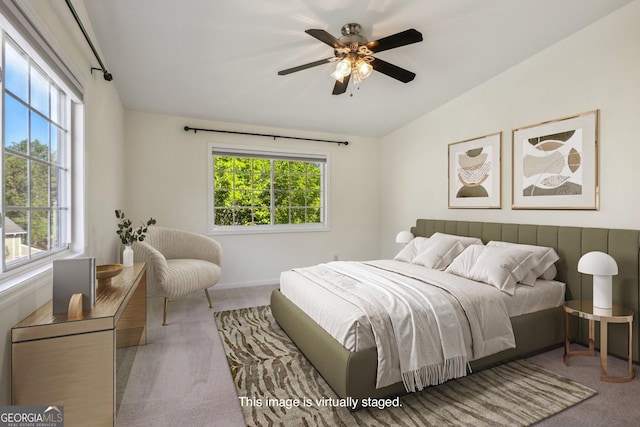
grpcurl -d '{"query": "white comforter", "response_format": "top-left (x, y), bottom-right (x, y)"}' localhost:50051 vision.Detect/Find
top-left (290, 260), bottom-right (516, 391)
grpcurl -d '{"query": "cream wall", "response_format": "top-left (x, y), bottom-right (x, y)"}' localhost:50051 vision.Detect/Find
top-left (0, 1), bottom-right (126, 404)
top-left (124, 111), bottom-right (381, 286)
top-left (379, 0), bottom-right (640, 258)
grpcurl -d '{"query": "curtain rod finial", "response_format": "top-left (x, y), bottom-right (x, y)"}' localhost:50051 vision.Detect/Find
top-left (91, 67), bottom-right (112, 81)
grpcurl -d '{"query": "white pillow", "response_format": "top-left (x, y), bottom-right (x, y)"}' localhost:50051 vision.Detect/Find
top-left (394, 237), bottom-right (432, 263)
top-left (446, 245), bottom-right (538, 295)
top-left (540, 264), bottom-right (557, 280)
top-left (445, 244), bottom-right (485, 277)
top-left (430, 232), bottom-right (483, 248)
top-left (486, 241), bottom-right (559, 285)
top-left (411, 239), bottom-right (466, 270)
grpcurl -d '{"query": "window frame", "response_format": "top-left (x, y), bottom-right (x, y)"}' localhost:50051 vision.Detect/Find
top-left (0, 10), bottom-right (84, 292)
top-left (208, 143), bottom-right (330, 235)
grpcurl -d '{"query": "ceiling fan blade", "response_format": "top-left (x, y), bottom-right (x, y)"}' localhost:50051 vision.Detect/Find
top-left (305, 29), bottom-right (347, 49)
top-left (332, 73), bottom-right (351, 95)
top-left (366, 29), bottom-right (423, 53)
top-left (278, 57), bottom-right (335, 75)
top-left (371, 58), bottom-right (416, 83)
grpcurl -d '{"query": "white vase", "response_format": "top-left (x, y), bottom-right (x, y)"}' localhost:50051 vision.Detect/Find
top-left (122, 244), bottom-right (134, 267)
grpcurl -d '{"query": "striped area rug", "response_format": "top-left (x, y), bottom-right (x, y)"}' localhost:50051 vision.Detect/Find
top-left (214, 305), bottom-right (596, 426)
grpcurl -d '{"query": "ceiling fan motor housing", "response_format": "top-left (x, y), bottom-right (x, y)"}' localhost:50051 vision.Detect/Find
top-left (339, 23), bottom-right (368, 46)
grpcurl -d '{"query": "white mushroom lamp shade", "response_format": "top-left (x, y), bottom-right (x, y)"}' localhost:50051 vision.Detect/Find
top-left (577, 251), bottom-right (618, 310)
top-left (395, 231), bottom-right (414, 244)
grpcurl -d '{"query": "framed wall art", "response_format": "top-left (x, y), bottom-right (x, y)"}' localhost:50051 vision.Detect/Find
top-left (448, 132), bottom-right (502, 208)
top-left (512, 110), bottom-right (599, 210)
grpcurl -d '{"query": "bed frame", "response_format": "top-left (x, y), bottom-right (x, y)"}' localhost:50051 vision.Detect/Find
top-left (271, 219), bottom-right (640, 400)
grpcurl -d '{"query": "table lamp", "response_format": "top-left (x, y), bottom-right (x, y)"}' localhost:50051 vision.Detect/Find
top-left (395, 230), bottom-right (414, 244)
top-left (577, 251), bottom-right (618, 310)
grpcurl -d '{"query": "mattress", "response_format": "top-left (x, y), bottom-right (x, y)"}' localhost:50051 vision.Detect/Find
top-left (279, 259), bottom-right (565, 354)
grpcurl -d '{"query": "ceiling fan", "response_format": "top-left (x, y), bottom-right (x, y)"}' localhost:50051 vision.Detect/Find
top-left (278, 23), bottom-right (423, 95)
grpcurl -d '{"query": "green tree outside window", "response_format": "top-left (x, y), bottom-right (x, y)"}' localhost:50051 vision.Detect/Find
top-left (213, 154), bottom-right (325, 228)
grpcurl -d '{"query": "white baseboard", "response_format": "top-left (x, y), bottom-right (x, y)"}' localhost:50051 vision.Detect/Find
top-left (212, 279), bottom-right (279, 291)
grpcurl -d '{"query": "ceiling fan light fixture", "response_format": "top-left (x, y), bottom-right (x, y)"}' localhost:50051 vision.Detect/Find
top-left (357, 60), bottom-right (373, 79)
top-left (351, 69), bottom-right (362, 85)
top-left (335, 59), bottom-right (351, 74)
top-left (330, 69), bottom-right (345, 82)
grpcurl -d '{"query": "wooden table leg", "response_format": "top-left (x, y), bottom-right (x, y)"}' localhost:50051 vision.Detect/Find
top-left (600, 318), bottom-right (635, 382)
top-left (564, 310), bottom-right (570, 365)
top-left (628, 320), bottom-right (635, 379)
top-left (565, 312), bottom-right (597, 364)
top-left (600, 319), bottom-right (608, 380)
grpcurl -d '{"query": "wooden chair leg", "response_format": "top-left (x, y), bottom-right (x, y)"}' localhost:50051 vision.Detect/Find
top-left (204, 288), bottom-right (213, 308)
top-left (162, 297), bottom-right (169, 326)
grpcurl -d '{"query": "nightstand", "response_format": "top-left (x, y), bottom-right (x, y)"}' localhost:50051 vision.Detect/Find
top-left (563, 299), bottom-right (634, 382)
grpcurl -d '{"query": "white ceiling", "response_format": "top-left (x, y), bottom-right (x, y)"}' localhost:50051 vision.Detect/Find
top-left (82, 0), bottom-right (632, 137)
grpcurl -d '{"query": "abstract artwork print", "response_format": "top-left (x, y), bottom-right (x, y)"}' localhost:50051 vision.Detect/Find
top-left (522, 129), bottom-right (583, 197)
top-left (512, 110), bottom-right (598, 210)
top-left (448, 132), bottom-right (501, 208)
top-left (456, 146), bottom-right (492, 198)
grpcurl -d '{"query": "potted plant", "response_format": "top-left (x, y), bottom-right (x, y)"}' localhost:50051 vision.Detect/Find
top-left (115, 209), bottom-right (157, 266)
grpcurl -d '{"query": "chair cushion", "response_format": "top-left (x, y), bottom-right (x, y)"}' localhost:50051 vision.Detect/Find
top-left (160, 259), bottom-right (222, 298)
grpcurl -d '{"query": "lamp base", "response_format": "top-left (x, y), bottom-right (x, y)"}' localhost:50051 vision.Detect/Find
top-left (593, 275), bottom-right (612, 310)
top-left (593, 307), bottom-right (613, 317)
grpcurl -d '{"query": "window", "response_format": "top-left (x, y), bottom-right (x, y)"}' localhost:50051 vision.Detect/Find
top-left (1, 21), bottom-right (79, 277)
top-left (209, 146), bottom-right (328, 233)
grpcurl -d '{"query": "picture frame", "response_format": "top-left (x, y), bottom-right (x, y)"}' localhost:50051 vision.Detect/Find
top-left (512, 110), bottom-right (599, 210)
top-left (448, 132), bottom-right (502, 209)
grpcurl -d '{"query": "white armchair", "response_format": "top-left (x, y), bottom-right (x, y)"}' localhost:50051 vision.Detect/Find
top-left (133, 227), bottom-right (222, 325)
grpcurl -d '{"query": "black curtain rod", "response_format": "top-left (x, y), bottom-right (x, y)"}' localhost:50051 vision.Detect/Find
top-left (65, 0), bottom-right (112, 81)
top-left (183, 126), bottom-right (349, 146)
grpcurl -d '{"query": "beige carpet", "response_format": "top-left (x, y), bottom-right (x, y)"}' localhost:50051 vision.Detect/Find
top-left (215, 305), bottom-right (597, 427)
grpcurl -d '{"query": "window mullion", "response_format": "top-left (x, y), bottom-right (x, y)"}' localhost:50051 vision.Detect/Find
top-left (26, 59), bottom-right (32, 260)
top-left (270, 159), bottom-right (275, 226)
top-left (231, 157), bottom-right (236, 226)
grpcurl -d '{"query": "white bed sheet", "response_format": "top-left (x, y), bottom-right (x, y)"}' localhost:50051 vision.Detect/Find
top-left (279, 260), bottom-right (565, 354)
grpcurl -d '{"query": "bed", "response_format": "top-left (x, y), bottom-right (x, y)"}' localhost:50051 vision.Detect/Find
top-left (271, 219), bottom-right (640, 401)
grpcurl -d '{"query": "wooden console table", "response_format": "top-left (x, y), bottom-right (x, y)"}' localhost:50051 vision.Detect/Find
top-left (11, 262), bottom-right (147, 426)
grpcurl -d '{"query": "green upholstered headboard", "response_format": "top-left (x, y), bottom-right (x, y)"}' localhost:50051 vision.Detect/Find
top-left (411, 219), bottom-right (640, 361)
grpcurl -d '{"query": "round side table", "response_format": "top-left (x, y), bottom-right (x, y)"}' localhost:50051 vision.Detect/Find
top-left (564, 299), bottom-right (634, 382)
